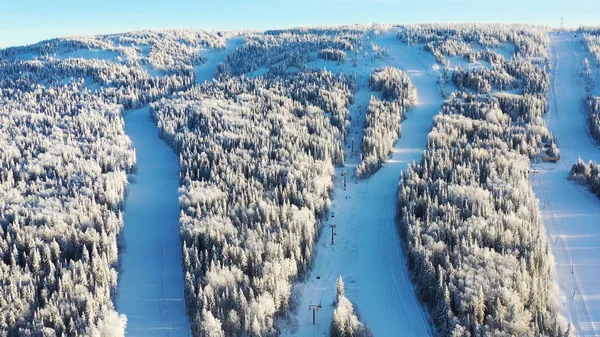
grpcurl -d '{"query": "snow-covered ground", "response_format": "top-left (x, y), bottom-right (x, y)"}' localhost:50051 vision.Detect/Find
top-left (531, 32), bottom-right (600, 336)
top-left (194, 36), bottom-right (244, 84)
top-left (117, 107), bottom-right (191, 337)
top-left (281, 28), bottom-right (441, 337)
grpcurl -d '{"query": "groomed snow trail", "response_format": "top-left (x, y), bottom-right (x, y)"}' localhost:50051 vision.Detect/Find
top-left (118, 107), bottom-right (190, 337)
top-left (117, 37), bottom-right (242, 336)
top-left (531, 32), bottom-right (600, 336)
top-left (281, 28), bottom-right (440, 337)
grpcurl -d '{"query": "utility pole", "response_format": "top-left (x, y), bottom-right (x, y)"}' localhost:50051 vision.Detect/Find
top-left (308, 304), bottom-right (322, 325)
top-left (351, 138), bottom-right (354, 158)
top-left (343, 170), bottom-right (347, 190)
top-left (329, 224), bottom-right (337, 245)
top-left (572, 287), bottom-right (577, 299)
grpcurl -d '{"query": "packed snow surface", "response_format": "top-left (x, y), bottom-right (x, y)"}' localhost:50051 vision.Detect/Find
top-left (531, 32), bottom-right (600, 336)
top-left (281, 28), bottom-right (440, 337)
top-left (117, 107), bottom-right (191, 337)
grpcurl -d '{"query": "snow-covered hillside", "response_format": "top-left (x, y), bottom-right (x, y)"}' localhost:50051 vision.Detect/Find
top-left (531, 32), bottom-right (600, 336)
top-left (280, 28), bottom-right (440, 337)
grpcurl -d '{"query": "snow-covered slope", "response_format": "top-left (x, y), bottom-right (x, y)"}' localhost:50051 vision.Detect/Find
top-left (531, 32), bottom-right (600, 336)
top-left (117, 107), bottom-right (191, 337)
top-left (282, 28), bottom-right (440, 337)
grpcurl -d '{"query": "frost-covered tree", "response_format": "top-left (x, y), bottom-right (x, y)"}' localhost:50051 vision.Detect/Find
top-left (330, 276), bottom-right (372, 337)
top-left (570, 158), bottom-right (600, 198)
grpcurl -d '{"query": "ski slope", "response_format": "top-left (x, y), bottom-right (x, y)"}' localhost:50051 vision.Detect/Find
top-left (281, 28), bottom-right (440, 337)
top-left (116, 37), bottom-right (243, 336)
top-left (117, 107), bottom-right (190, 337)
top-left (530, 32), bottom-right (600, 336)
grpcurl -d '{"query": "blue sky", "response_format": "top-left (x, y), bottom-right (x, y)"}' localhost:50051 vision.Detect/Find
top-left (1, 0), bottom-right (598, 48)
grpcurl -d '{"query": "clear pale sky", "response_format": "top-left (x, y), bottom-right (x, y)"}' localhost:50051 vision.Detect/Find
top-left (1, 0), bottom-right (598, 48)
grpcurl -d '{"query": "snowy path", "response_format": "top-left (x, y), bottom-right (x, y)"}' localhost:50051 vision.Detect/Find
top-left (531, 32), bottom-right (600, 336)
top-left (117, 107), bottom-right (190, 337)
top-left (282, 29), bottom-right (440, 337)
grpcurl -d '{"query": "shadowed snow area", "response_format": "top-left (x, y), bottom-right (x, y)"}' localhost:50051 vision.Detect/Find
top-left (117, 107), bottom-right (191, 337)
top-left (281, 28), bottom-right (439, 337)
top-left (531, 32), bottom-right (600, 336)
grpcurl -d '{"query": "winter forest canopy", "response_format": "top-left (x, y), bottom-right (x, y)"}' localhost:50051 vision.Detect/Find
top-left (1, 23), bottom-right (598, 337)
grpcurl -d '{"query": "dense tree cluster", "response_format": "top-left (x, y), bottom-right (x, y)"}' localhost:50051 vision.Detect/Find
top-left (397, 25), bottom-right (566, 336)
top-left (357, 67), bottom-right (417, 178)
top-left (0, 31), bottom-right (227, 336)
top-left (570, 158), bottom-right (600, 198)
top-left (330, 276), bottom-right (372, 337)
top-left (452, 68), bottom-right (517, 94)
top-left (150, 70), bottom-right (354, 336)
top-left (586, 95), bottom-right (600, 144)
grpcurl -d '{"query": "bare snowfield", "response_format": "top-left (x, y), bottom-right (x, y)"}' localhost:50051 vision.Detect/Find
top-left (281, 28), bottom-right (440, 337)
top-left (531, 32), bottom-right (600, 336)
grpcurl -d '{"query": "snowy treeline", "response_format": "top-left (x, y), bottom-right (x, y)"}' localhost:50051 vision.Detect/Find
top-left (220, 27), bottom-right (367, 76)
top-left (151, 70), bottom-right (354, 336)
top-left (397, 25), bottom-right (566, 336)
top-left (1, 29), bottom-right (233, 72)
top-left (586, 95), bottom-right (600, 144)
top-left (356, 67), bottom-right (417, 178)
top-left (0, 31), bottom-right (228, 336)
top-left (570, 159), bottom-right (600, 198)
top-left (398, 24), bottom-right (548, 65)
top-left (330, 277), bottom-right (372, 337)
